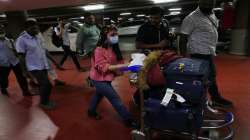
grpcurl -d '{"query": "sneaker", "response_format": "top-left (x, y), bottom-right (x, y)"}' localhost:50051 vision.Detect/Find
top-left (54, 79), bottom-right (66, 86)
top-left (211, 97), bottom-right (233, 108)
top-left (40, 101), bottom-right (56, 110)
top-left (87, 110), bottom-right (102, 120)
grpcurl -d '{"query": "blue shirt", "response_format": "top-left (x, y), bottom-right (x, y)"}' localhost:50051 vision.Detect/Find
top-left (15, 31), bottom-right (50, 71)
top-left (0, 38), bottom-right (19, 67)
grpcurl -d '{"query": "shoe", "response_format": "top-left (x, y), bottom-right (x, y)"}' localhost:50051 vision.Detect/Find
top-left (87, 110), bottom-right (102, 120)
top-left (123, 119), bottom-right (138, 128)
top-left (211, 97), bottom-right (233, 108)
top-left (40, 101), bottom-right (56, 110)
top-left (54, 79), bottom-right (66, 86)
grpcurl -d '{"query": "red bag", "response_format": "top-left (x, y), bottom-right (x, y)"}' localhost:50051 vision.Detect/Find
top-left (159, 50), bottom-right (182, 65)
top-left (147, 51), bottom-right (182, 87)
top-left (147, 63), bottom-right (166, 87)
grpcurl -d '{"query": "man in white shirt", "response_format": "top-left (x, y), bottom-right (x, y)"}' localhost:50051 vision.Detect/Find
top-left (179, 0), bottom-right (233, 108)
top-left (55, 17), bottom-right (84, 72)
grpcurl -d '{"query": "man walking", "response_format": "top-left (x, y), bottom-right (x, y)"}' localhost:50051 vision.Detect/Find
top-left (0, 24), bottom-right (31, 96)
top-left (179, 0), bottom-right (233, 108)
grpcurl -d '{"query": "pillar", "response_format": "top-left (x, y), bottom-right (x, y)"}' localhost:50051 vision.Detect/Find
top-left (229, 0), bottom-right (249, 55)
top-left (5, 11), bottom-right (28, 39)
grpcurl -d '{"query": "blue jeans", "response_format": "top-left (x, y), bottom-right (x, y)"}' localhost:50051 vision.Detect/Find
top-left (88, 80), bottom-right (131, 120)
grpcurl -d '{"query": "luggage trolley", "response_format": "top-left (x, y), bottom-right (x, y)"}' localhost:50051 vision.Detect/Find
top-left (129, 52), bottom-right (234, 140)
top-left (142, 102), bottom-right (234, 140)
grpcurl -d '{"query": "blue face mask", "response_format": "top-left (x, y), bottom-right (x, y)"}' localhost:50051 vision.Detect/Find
top-left (109, 35), bottom-right (119, 44)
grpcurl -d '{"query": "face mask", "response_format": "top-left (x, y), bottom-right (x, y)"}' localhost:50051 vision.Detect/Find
top-left (109, 36), bottom-right (119, 45)
top-left (200, 7), bottom-right (213, 15)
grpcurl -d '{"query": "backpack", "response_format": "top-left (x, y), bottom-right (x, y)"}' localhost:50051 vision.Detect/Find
top-left (51, 27), bottom-right (63, 48)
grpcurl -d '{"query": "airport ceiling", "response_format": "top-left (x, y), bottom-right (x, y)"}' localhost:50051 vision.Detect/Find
top-left (0, 0), bottom-right (225, 23)
top-left (0, 0), bottom-right (109, 12)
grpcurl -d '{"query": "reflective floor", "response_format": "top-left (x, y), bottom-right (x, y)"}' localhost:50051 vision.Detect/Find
top-left (1, 53), bottom-right (250, 140)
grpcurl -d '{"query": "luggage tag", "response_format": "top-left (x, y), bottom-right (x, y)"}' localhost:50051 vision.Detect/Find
top-left (175, 94), bottom-right (186, 103)
top-left (161, 88), bottom-right (186, 107)
top-left (161, 88), bottom-right (174, 106)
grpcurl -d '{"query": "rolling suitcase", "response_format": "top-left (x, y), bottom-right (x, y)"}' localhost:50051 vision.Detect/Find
top-left (163, 58), bottom-right (210, 104)
top-left (144, 98), bottom-right (203, 133)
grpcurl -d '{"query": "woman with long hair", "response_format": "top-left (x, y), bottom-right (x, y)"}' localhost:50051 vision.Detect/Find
top-left (88, 25), bottom-right (136, 127)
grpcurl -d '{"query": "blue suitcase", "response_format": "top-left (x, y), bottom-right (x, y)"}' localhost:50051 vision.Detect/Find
top-left (144, 98), bottom-right (203, 133)
top-left (163, 58), bottom-right (210, 104)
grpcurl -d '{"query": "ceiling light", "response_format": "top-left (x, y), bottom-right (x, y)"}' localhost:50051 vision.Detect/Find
top-left (151, 0), bottom-right (178, 4)
top-left (82, 4), bottom-right (105, 11)
top-left (120, 12), bottom-right (131, 16)
top-left (213, 8), bottom-right (223, 11)
top-left (0, 14), bottom-right (6, 18)
top-left (170, 11), bottom-right (181, 15)
top-left (169, 8), bottom-right (182, 11)
top-left (104, 17), bottom-right (110, 20)
top-left (136, 14), bottom-right (145, 17)
top-left (128, 18), bottom-right (134, 21)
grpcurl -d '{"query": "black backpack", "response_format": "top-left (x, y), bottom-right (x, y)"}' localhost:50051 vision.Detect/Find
top-left (52, 27), bottom-right (63, 48)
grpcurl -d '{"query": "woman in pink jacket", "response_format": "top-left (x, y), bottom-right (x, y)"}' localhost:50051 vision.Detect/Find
top-left (88, 25), bottom-right (136, 127)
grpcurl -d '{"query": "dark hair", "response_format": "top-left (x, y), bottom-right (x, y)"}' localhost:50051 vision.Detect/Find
top-left (24, 20), bottom-right (37, 29)
top-left (84, 12), bottom-right (94, 18)
top-left (57, 17), bottom-right (67, 21)
top-left (148, 7), bottom-right (164, 17)
top-left (96, 25), bottom-right (123, 61)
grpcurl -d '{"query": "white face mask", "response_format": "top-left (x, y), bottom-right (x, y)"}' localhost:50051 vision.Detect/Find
top-left (108, 35), bottom-right (119, 44)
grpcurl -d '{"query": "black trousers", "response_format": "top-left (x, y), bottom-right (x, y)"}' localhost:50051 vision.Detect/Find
top-left (30, 70), bottom-right (52, 104)
top-left (60, 45), bottom-right (81, 69)
top-left (190, 54), bottom-right (221, 99)
top-left (0, 63), bottom-right (29, 95)
top-left (46, 50), bottom-right (60, 67)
